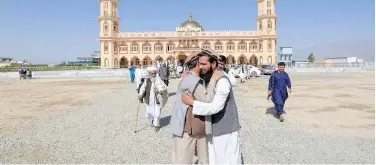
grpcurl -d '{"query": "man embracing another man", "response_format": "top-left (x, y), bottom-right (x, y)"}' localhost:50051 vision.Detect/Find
top-left (170, 49), bottom-right (242, 164)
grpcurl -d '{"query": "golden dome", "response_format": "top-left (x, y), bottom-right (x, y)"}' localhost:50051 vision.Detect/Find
top-left (178, 12), bottom-right (204, 31)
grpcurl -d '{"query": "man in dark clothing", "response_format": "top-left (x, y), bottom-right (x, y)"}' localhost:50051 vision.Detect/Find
top-left (217, 55), bottom-right (229, 73)
top-left (268, 62), bottom-right (292, 122)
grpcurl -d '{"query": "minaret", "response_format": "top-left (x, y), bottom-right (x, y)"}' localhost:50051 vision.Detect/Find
top-left (98, 0), bottom-right (120, 68)
top-left (256, 0), bottom-right (277, 65)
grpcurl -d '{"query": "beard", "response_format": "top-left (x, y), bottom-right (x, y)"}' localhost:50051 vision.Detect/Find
top-left (150, 76), bottom-right (156, 83)
top-left (200, 67), bottom-right (214, 86)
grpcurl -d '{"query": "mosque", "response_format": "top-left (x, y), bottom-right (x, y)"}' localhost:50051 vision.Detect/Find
top-left (98, 0), bottom-right (278, 68)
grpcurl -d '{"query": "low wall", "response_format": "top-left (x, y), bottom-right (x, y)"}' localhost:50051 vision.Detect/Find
top-left (285, 67), bottom-right (365, 73)
top-left (0, 69), bottom-right (131, 80)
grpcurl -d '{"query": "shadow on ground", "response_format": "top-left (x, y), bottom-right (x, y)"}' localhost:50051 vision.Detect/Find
top-left (160, 115), bottom-right (171, 129)
top-left (266, 107), bottom-right (279, 119)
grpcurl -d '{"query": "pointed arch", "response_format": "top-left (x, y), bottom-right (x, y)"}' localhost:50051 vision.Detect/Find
top-left (238, 40), bottom-right (247, 51)
top-left (104, 58), bottom-right (109, 67)
top-left (202, 40), bottom-right (211, 49)
top-left (259, 56), bottom-right (263, 64)
top-left (249, 40), bottom-right (257, 51)
top-left (114, 58), bottom-right (119, 67)
top-left (167, 55), bottom-right (175, 63)
top-left (154, 41), bottom-right (163, 53)
top-left (267, 55), bottom-right (272, 64)
top-left (103, 21), bottom-right (109, 36)
top-left (120, 57), bottom-right (128, 68)
top-left (130, 56), bottom-right (140, 66)
top-left (142, 41), bottom-right (151, 54)
top-left (267, 19), bottom-right (272, 29)
top-left (130, 42), bottom-right (139, 54)
top-left (226, 40), bottom-right (235, 52)
top-left (113, 22), bottom-right (118, 33)
top-left (227, 55), bottom-right (235, 65)
top-left (249, 55), bottom-right (258, 66)
top-left (104, 41), bottom-right (109, 54)
top-left (214, 40), bottom-right (223, 51)
top-left (259, 40), bottom-right (263, 52)
top-left (259, 20), bottom-right (263, 31)
top-left (238, 54), bottom-right (247, 64)
top-left (166, 41), bottom-right (175, 52)
top-left (143, 56), bottom-right (152, 66)
top-left (155, 55), bottom-right (163, 62)
top-left (268, 40), bottom-right (272, 52)
top-left (114, 41), bottom-right (118, 54)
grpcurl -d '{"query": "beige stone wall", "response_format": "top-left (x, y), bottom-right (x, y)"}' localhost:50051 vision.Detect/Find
top-left (98, 0), bottom-right (278, 68)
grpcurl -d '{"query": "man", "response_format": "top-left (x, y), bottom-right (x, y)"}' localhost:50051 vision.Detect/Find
top-left (158, 63), bottom-right (170, 86)
top-left (268, 62), bottom-right (291, 122)
top-left (138, 66), bottom-right (168, 131)
top-left (128, 65), bottom-right (136, 83)
top-left (170, 53), bottom-right (209, 164)
top-left (218, 55), bottom-right (236, 87)
top-left (181, 50), bottom-right (242, 164)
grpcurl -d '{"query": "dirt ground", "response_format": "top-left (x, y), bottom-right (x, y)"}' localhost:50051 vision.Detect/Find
top-left (236, 71), bottom-right (375, 139)
top-left (0, 77), bottom-right (127, 132)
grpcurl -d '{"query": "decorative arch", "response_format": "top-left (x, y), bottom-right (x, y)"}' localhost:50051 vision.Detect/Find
top-left (249, 55), bottom-right (258, 66)
top-left (177, 51), bottom-right (188, 65)
top-left (114, 41), bottom-right (118, 54)
top-left (130, 56), bottom-right (140, 66)
top-left (259, 20), bottom-right (263, 30)
top-left (267, 40), bottom-right (272, 52)
top-left (267, 56), bottom-right (272, 64)
top-left (104, 58), bottom-right (109, 67)
top-left (142, 56), bottom-right (152, 66)
top-left (103, 21), bottom-right (109, 36)
top-left (227, 55), bottom-right (235, 65)
top-left (154, 41), bottom-right (163, 53)
top-left (267, 19), bottom-right (272, 29)
top-left (214, 40), bottom-right (223, 51)
top-left (114, 58), bottom-right (119, 67)
top-left (259, 40), bottom-right (263, 52)
top-left (130, 42), bottom-right (139, 54)
top-left (249, 40), bottom-right (257, 51)
top-left (113, 22), bottom-right (118, 33)
top-left (238, 54), bottom-right (247, 64)
top-left (167, 55), bottom-right (175, 63)
top-left (238, 40), bottom-right (247, 51)
top-left (155, 55), bottom-right (163, 62)
top-left (119, 41), bottom-right (128, 54)
top-left (226, 41), bottom-right (235, 51)
top-left (202, 40), bottom-right (211, 49)
top-left (120, 57), bottom-right (128, 68)
top-left (104, 42), bottom-right (109, 54)
top-left (166, 41), bottom-right (175, 52)
top-left (259, 56), bottom-right (263, 64)
top-left (142, 41), bottom-right (151, 53)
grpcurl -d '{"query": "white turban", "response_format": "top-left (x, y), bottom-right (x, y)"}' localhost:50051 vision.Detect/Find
top-left (146, 66), bottom-right (158, 72)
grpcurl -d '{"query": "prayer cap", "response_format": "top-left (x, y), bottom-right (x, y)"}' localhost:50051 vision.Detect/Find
top-left (184, 51), bottom-right (200, 65)
top-left (146, 66), bottom-right (158, 72)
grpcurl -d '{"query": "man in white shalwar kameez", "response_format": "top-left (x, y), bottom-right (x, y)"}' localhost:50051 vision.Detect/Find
top-left (181, 52), bottom-right (242, 164)
top-left (138, 66), bottom-right (168, 131)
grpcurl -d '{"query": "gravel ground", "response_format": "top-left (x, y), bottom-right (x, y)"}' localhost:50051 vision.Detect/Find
top-left (0, 78), bottom-right (374, 164)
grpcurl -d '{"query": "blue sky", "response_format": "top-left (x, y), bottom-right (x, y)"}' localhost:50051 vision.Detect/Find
top-left (0, 0), bottom-right (374, 64)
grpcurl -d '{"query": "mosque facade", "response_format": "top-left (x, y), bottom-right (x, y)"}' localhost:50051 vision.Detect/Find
top-left (98, 0), bottom-right (278, 68)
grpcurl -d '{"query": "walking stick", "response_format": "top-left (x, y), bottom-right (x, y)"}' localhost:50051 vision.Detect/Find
top-left (134, 100), bottom-right (141, 133)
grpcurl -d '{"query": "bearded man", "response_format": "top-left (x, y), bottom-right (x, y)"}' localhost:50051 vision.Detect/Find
top-left (138, 66), bottom-right (168, 131)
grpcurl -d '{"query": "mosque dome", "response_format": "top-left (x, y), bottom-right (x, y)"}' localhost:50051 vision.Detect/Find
top-left (176, 12), bottom-right (204, 32)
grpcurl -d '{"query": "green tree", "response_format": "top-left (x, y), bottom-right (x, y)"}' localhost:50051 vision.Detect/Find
top-left (307, 53), bottom-right (315, 63)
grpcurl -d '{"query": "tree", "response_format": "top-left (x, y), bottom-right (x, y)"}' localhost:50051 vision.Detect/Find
top-left (307, 53), bottom-right (315, 63)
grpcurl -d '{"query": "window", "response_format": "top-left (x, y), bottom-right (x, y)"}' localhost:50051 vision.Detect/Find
top-left (249, 40), bottom-right (257, 51)
top-left (267, 0), bottom-right (271, 7)
top-left (267, 9), bottom-right (272, 15)
top-left (202, 41), bottom-right (211, 49)
top-left (120, 42), bottom-right (127, 54)
top-left (238, 40), bottom-right (247, 51)
top-left (104, 42), bottom-right (108, 54)
top-left (154, 42), bottom-right (163, 52)
top-left (103, 21), bottom-right (108, 36)
top-left (104, 10), bottom-right (108, 17)
top-left (259, 21), bottom-right (262, 30)
top-left (130, 42), bottom-right (139, 53)
top-left (113, 22), bottom-right (118, 33)
top-left (105, 2), bottom-right (108, 9)
top-left (260, 56), bottom-right (263, 64)
top-left (268, 56), bottom-right (272, 64)
top-left (142, 42), bottom-right (151, 53)
top-left (214, 41), bottom-right (223, 51)
top-left (268, 40), bottom-right (272, 52)
top-left (267, 19), bottom-right (272, 29)
top-left (226, 41), bottom-right (235, 51)
top-left (114, 42), bottom-right (118, 54)
top-left (259, 40), bottom-right (263, 52)
top-left (166, 41), bottom-right (175, 52)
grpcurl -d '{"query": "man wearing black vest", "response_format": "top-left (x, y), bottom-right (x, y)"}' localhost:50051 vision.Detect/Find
top-left (181, 50), bottom-right (242, 164)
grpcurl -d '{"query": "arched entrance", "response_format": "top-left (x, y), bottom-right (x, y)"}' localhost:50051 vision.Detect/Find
top-left (155, 56), bottom-right (163, 62)
top-left (130, 56), bottom-right (140, 66)
top-left (114, 58), bottom-right (119, 67)
top-left (120, 57), bottom-right (128, 68)
top-left (238, 55), bottom-right (247, 64)
top-left (249, 55), bottom-right (258, 66)
top-left (227, 55), bottom-right (235, 65)
top-left (177, 52), bottom-right (187, 66)
top-left (143, 56), bottom-right (152, 66)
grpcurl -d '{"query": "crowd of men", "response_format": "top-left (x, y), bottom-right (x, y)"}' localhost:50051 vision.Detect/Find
top-left (132, 49), bottom-right (292, 164)
top-left (18, 67), bottom-right (32, 80)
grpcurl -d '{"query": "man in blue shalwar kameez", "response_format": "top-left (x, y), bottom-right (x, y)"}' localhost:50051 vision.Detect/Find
top-left (129, 66), bottom-right (136, 83)
top-left (268, 62), bottom-right (291, 122)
